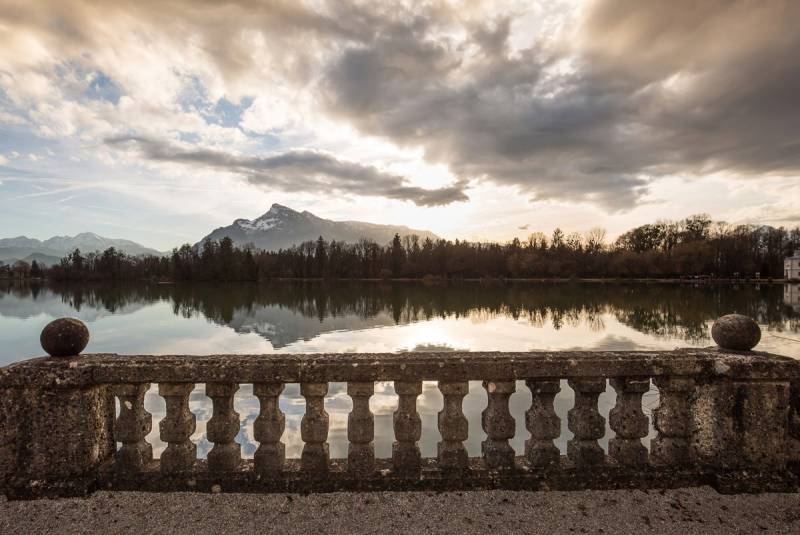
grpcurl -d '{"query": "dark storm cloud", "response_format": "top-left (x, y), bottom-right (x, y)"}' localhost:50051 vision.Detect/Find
top-left (6, 0), bottom-right (800, 210)
top-left (105, 136), bottom-right (468, 206)
top-left (0, 0), bottom-right (380, 84)
top-left (320, 0), bottom-right (800, 209)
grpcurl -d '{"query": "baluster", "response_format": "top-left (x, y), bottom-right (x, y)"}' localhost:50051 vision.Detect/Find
top-left (525, 379), bottom-right (561, 467)
top-left (609, 377), bottom-right (649, 465)
top-left (301, 382), bottom-right (329, 474)
top-left (206, 383), bottom-right (240, 471)
top-left (112, 383), bottom-right (152, 472)
top-left (438, 381), bottom-right (469, 472)
top-left (347, 382), bottom-right (375, 476)
top-left (159, 383), bottom-right (196, 473)
top-left (651, 377), bottom-right (694, 465)
top-left (254, 382), bottom-right (285, 475)
top-left (392, 381), bottom-right (422, 477)
top-left (567, 378), bottom-right (606, 466)
top-left (482, 380), bottom-right (515, 469)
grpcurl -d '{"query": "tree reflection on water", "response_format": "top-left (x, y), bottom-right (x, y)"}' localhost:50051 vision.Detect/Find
top-left (2, 280), bottom-right (797, 347)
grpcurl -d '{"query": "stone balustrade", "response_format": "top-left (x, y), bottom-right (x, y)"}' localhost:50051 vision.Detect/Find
top-left (1, 317), bottom-right (799, 499)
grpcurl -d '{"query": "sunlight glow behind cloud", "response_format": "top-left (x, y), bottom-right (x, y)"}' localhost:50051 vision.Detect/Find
top-left (0, 0), bottom-right (798, 248)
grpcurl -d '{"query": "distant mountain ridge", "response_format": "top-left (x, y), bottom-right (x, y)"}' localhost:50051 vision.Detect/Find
top-left (198, 204), bottom-right (439, 251)
top-left (0, 232), bottom-right (162, 266)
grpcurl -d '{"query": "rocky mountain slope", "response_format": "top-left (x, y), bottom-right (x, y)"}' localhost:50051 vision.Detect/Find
top-left (0, 232), bottom-right (162, 265)
top-left (198, 204), bottom-right (439, 250)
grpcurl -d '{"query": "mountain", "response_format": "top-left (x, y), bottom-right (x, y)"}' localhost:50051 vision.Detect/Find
top-left (22, 253), bottom-right (62, 267)
top-left (0, 232), bottom-right (162, 264)
top-left (198, 204), bottom-right (439, 251)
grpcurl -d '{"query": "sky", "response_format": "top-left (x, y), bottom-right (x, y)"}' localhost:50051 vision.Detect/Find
top-left (0, 0), bottom-right (799, 250)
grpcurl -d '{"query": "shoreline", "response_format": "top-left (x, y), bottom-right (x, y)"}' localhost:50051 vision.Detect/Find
top-left (1, 276), bottom-right (794, 284)
top-left (262, 276), bottom-right (792, 284)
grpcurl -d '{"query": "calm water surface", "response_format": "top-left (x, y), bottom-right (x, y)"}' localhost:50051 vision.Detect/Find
top-left (2, 281), bottom-right (799, 461)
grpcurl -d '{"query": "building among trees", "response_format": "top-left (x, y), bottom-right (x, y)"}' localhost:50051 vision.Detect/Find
top-left (786, 250), bottom-right (800, 281)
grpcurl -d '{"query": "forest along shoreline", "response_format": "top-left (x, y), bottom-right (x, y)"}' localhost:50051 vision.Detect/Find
top-left (2, 214), bottom-right (798, 282)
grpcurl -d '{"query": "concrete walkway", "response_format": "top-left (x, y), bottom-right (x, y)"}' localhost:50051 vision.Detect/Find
top-left (2, 487), bottom-right (798, 534)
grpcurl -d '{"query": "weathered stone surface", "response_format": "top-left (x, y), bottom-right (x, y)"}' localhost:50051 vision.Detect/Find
top-left (691, 378), bottom-right (790, 473)
top-left (253, 383), bottom-right (285, 475)
top-left (790, 379), bottom-right (800, 449)
top-left (651, 377), bottom-right (694, 465)
top-left (111, 383), bottom-right (152, 472)
top-left (481, 380), bottom-right (515, 469)
top-left (438, 381), bottom-right (469, 472)
top-left (740, 381), bottom-right (790, 468)
top-left (206, 382), bottom-right (241, 472)
top-left (40, 318), bottom-right (89, 358)
top-left (0, 389), bottom-right (19, 485)
top-left (711, 314), bottom-right (761, 351)
top-left (347, 382), bottom-right (375, 476)
top-left (690, 379), bottom-right (739, 468)
top-left (158, 383), bottom-right (196, 473)
top-left (26, 386), bottom-right (114, 477)
top-left (567, 378), bottom-right (606, 466)
top-left (3, 334), bottom-right (800, 498)
top-left (37, 349), bottom-right (794, 387)
top-left (608, 378), bottom-right (649, 466)
top-left (300, 382), bottom-right (329, 474)
top-left (525, 379), bottom-right (561, 467)
top-left (392, 381), bottom-right (422, 477)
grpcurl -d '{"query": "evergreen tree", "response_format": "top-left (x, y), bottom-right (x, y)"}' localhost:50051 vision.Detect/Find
top-left (391, 234), bottom-right (405, 277)
top-left (30, 260), bottom-right (42, 278)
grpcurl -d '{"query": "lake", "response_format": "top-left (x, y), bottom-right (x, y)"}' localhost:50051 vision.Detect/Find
top-left (2, 280), bottom-right (799, 461)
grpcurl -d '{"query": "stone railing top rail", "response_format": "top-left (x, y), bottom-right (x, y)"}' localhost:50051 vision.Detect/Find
top-left (2, 349), bottom-right (799, 388)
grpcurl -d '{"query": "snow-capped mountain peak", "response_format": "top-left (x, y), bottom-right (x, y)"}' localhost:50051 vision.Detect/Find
top-left (198, 204), bottom-right (438, 251)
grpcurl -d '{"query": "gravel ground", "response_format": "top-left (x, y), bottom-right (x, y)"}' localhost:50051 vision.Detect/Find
top-left (1, 487), bottom-right (799, 534)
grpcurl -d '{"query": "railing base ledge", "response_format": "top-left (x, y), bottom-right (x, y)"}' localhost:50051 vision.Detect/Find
top-left (711, 471), bottom-right (799, 494)
top-left (7, 458), bottom-right (797, 500)
top-left (3, 475), bottom-right (100, 500)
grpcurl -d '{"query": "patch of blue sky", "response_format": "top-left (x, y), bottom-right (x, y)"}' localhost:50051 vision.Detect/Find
top-left (0, 89), bottom-right (27, 123)
top-left (176, 74), bottom-right (209, 114)
top-left (174, 74), bottom-right (256, 128)
top-left (249, 132), bottom-right (283, 151)
top-left (178, 132), bottom-right (201, 143)
top-left (210, 96), bottom-right (254, 127)
top-left (85, 72), bottom-right (122, 105)
top-left (0, 157), bottom-right (195, 246)
top-left (0, 124), bottom-right (60, 162)
top-left (46, 62), bottom-right (122, 105)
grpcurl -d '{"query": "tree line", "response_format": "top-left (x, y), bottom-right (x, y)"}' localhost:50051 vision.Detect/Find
top-left (0, 259), bottom-right (44, 280)
top-left (37, 214), bottom-right (800, 282)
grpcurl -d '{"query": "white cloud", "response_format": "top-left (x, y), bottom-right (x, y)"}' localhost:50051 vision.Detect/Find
top-left (0, 111), bottom-right (26, 125)
top-left (0, 0), bottom-right (797, 246)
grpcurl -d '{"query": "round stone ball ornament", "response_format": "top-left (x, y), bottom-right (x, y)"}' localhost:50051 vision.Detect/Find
top-left (711, 314), bottom-right (761, 351)
top-left (40, 317), bottom-right (90, 357)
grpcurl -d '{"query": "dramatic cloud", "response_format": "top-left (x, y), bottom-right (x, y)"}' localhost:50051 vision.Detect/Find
top-left (106, 136), bottom-right (468, 206)
top-left (1, 0), bottom-right (799, 246)
top-left (320, 0), bottom-right (800, 208)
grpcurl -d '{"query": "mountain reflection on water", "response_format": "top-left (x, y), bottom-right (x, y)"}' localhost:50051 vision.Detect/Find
top-left (2, 281), bottom-right (798, 460)
top-left (2, 281), bottom-right (798, 352)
